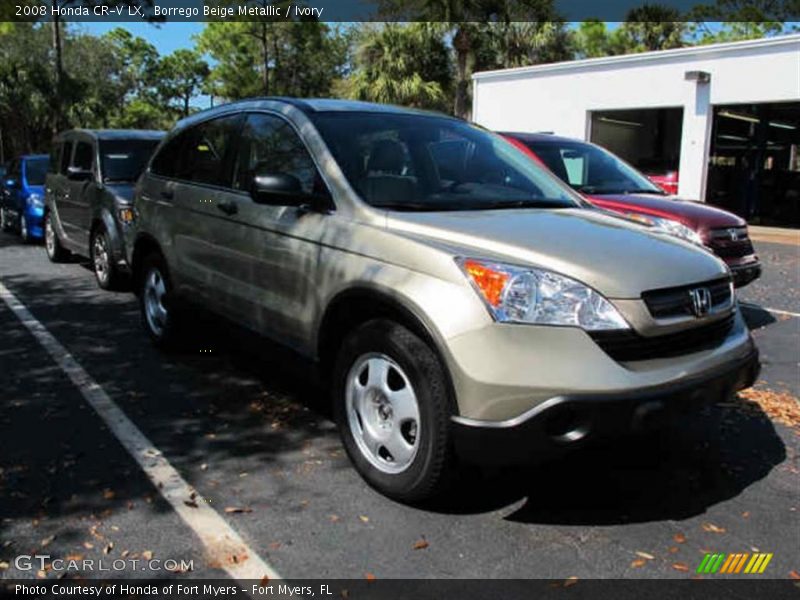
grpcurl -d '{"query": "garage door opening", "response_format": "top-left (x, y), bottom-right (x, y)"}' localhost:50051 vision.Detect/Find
top-left (707, 102), bottom-right (800, 227)
top-left (590, 108), bottom-right (684, 194)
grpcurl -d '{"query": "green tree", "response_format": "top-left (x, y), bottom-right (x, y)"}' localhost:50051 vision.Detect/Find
top-left (378, 0), bottom-right (562, 118)
top-left (343, 23), bottom-right (451, 110)
top-left (157, 49), bottom-right (209, 117)
top-left (196, 19), bottom-right (348, 101)
top-left (618, 5), bottom-right (686, 51)
top-left (689, 0), bottom-right (798, 42)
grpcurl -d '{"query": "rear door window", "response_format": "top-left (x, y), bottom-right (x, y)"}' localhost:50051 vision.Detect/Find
top-left (176, 115), bottom-right (243, 187)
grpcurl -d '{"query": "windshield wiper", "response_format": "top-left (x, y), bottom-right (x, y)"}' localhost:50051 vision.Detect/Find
top-left (483, 198), bottom-right (571, 210)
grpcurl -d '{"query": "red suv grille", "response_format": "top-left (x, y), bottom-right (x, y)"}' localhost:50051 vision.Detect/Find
top-left (708, 227), bottom-right (755, 259)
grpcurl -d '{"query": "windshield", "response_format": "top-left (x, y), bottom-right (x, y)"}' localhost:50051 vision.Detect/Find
top-left (25, 157), bottom-right (48, 186)
top-left (100, 139), bottom-right (161, 183)
top-left (523, 140), bottom-right (665, 196)
top-left (311, 112), bottom-right (582, 211)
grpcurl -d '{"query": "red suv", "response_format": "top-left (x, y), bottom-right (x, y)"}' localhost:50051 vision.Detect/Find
top-left (502, 132), bottom-right (761, 287)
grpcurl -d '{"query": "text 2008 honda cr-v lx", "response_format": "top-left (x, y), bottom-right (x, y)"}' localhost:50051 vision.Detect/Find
top-left (130, 99), bottom-right (759, 502)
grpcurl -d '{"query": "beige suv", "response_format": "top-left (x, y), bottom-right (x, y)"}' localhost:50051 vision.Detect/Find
top-left (130, 99), bottom-right (759, 502)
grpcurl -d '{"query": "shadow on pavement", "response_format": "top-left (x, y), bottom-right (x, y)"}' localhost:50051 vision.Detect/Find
top-left (0, 269), bottom-right (787, 536)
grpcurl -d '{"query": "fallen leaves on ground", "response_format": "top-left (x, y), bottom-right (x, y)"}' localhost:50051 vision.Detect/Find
top-left (737, 388), bottom-right (800, 428)
top-left (102, 489), bottom-right (115, 500)
top-left (673, 533), bottom-right (687, 543)
top-left (672, 562), bottom-right (690, 572)
top-left (364, 573), bottom-right (376, 581)
top-left (0, 561), bottom-right (9, 570)
top-left (359, 515), bottom-right (369, 523)
top-left (412, 538), bottom-right (429, 550)
top-left (563, 577), bottom-right (578, 588)
top-left (636, 551), bottom-right (655, 560)
top-left (630, 559), bottom-right (647, 568)
top-left (224, 507), bottom-right (253, 514)
top-left (702, 523), bottom-right (726, 534)
top-left (142, 550), bottom-right (153, 560)
top-left (789, 570), bottom-right (800, 580)
top-left (103, 543), bottom-right (113, 555)
top-left (40, 535), bottom-right (55, 547)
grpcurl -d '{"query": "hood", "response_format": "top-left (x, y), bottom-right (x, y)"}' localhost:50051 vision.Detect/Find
top-left (587, 193), bottom-right (745, 231)
top-left (386, 208), bottom-right (728, 299)
top-left (105, 183), bottom-right (135, 204)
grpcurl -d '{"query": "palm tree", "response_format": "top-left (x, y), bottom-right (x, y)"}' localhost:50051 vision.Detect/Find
top-left (345, 23), bottom-right (451, 110)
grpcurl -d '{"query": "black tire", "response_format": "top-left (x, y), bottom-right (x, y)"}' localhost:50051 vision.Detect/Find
top-left (333, 319), bottom-right (455, 503)
top-left (19, 213), bottom-right (31, 243)
top-left (90, 225), bottom-right (122, 290)
top-left (44, 211), bottom-right (70, 262)
top-left (0, 207), bottom-right (12, 232)
top-left (138, 251), bottom-right (182, 348)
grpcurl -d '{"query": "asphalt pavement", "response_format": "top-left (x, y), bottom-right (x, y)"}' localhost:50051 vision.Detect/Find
top-left (0, 231), bottom-right (797, 584)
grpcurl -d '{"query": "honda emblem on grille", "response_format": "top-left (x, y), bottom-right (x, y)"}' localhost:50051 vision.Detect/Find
top-left (689, 287), bottom-right (712, 317)
top-left (728, 228), bottom-right (740, 241)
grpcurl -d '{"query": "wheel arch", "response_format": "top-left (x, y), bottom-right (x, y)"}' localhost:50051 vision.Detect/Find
top-left (316, 286), bottom-right (458, 415)
top-left (130, 233), bottom-right (164, 295)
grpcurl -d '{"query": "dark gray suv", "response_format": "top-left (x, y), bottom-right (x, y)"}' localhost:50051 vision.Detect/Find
top-left (44, 129), bottom-right (164, 289)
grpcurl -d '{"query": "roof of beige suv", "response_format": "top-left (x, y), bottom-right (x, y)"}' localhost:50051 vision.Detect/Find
top-left (175, 97), bottom-right (456, 131)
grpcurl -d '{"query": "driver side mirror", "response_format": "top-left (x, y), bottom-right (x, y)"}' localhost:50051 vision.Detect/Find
top-left (250, 171), bottom-right (332, 212)
top-left (67, 166), bottom-right (93, 181)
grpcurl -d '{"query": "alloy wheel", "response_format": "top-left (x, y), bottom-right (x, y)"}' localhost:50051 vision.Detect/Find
top-left (93, 233), bottom-right (110, 285)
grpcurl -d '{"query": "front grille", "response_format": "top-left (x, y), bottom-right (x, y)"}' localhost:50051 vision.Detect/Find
top-left (642, 278), bottom-right (733, 319)
top-left (708, 227), bottom-right (755, 260)
top-left (710, 240), bottom-right (755, 259)
top-left (591, 314), bottom-right (735, 362)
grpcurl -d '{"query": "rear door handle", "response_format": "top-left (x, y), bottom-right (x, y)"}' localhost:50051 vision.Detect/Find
top-left (160, 189), bottom-right (174, 200)
top-left (217, 200), bottom-right (237, 216)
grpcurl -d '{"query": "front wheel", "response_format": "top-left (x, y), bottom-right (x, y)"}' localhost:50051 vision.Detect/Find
top-left (91, 226), bottom-right (122, 290)
top-left (0, 207), bottom-right (12, 232)
top-left (333, 319), bottom-right (455, 503)
top-left (44, 212), bottom-right (70, 262)
top-left (19, 213), bottom-right (31, 243)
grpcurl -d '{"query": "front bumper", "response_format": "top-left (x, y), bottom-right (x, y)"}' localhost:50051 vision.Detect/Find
top-left (452, 348), bottom-right (760, 465)
top-left (729, 260), bottom-right (762, 288)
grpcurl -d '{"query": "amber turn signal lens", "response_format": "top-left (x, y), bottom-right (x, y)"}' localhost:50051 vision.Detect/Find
top-left (118, 208), bottom-right (135, 224)
top-left (463, 259), bottom-right (509, 307)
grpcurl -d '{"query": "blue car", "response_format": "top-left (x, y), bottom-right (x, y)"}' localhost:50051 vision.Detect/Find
top-left (0, 154), bottom-right (49, 242)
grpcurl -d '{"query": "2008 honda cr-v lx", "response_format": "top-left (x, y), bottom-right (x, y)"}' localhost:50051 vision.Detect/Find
top-left (130, 98), bottom-right (759, 502)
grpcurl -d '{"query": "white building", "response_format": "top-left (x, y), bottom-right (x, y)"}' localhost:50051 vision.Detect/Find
top-left (472, 34), bottom-right (800, 227)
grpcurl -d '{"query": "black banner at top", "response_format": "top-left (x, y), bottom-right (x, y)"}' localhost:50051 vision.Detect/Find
top-left (5, 0), bottom-right (800, 22)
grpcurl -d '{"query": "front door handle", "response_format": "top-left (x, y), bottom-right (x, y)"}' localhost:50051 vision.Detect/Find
top-left (217, 200), bottom-right (237, 215)
top-left (160, 189), bottom-right (174, 200)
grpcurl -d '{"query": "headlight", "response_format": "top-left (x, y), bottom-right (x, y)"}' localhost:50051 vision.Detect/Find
top-left (458, 258), bottom-right (630, 331)
top-left (27, 193), bottom-right (44, 208)
top-left (627, 213), bottom-right (703, 245)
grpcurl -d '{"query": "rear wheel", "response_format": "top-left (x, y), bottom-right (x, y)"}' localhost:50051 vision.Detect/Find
top-left (333, 319), bottom-right (454, 502)
top-left (91, 226), bottom-right (122, 290)
top-left (44, 212), bottom-right (70, 262)
top-left (139, 252), bottom-right (182, 348)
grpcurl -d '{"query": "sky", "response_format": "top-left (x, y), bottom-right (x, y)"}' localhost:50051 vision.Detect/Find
top-left (79, 21), bottom-right (205, 55)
